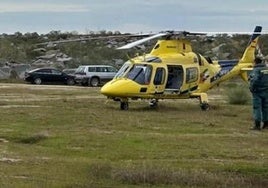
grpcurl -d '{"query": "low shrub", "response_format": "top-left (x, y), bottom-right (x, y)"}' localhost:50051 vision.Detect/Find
top-left (225, 83), bottom-right (251, 105)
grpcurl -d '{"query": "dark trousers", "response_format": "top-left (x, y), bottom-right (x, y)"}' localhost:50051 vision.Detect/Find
top-left (252, 92), bottom-right (268, 122)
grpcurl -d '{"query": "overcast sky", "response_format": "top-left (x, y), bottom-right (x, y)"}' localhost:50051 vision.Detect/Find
top-left (0, 0), bottom-right (267, 34)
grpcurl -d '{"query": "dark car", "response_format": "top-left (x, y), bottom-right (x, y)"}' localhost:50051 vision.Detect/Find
top-left (24, 68), bottom-right (75, 85)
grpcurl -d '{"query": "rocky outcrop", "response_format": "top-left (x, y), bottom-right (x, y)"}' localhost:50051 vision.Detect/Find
top-left (0, 63), bottom-right (31, 79)
top-left (31, 51), bottom-right (72, 69)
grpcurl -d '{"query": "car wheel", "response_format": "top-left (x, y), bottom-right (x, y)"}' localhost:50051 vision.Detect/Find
top-left (34, 78), bottom-right (42, 85)
top-left (90, 77), bottom-right (99, 87)
top-left (67, 78), bottom-right (75, 85)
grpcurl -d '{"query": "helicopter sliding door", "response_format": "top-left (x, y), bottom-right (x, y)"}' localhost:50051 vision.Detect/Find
top-left (165, 65), bottom-right (184, 92)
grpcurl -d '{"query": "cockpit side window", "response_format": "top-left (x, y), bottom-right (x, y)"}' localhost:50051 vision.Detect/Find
top-left (186, 67), bottom-right (198, 83)
top-left (154, 68), bottom-right (165, 85)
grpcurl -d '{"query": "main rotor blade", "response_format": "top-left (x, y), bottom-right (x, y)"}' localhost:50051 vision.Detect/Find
top-left (117, 33), bottom-right (168, 50)
top-left (36, 34), bottom-right (141, 46)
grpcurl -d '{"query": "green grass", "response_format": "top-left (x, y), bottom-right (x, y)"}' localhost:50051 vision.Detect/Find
top-left (0, 83), bottom-right (267, 187)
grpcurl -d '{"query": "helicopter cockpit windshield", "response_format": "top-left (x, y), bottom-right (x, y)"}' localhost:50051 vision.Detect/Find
top-left (126, 64), bottom-right (152, 85)
top-left (114, 61), bottom-right (132, 78)
top-left (114, 61), bottom-right (152, 85)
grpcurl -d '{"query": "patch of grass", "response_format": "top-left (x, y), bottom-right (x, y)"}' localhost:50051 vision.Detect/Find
top-left (0, 83), bottom-right (267, 187)
top-left (89, 161), bottom-right (113, 179)
top-left (88, 162), bottom-right (267, 187)
top-left (0, 101), bottom-right (8, 106)
top-left (18, 131), bottom-right (49, 144)
top-left (0, 79), bottom-right (25, 84)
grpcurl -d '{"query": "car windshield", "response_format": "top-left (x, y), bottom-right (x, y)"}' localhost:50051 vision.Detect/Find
top-left (126, 64), bottom-right (152, 85)
top-left (75, 66), bottom-right (85, 73)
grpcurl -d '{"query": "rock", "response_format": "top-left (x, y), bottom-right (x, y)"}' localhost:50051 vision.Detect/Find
top-left (33, 48), bottom-right (46, 53)
top-left (38, 54), bottom-right (56, 60)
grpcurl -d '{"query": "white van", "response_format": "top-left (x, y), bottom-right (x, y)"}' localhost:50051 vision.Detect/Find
top-left (74, 65), bottom-right (117, 86)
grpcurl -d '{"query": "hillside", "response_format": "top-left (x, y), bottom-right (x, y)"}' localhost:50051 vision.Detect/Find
top-left (0, 30), bottom-right (268, 78)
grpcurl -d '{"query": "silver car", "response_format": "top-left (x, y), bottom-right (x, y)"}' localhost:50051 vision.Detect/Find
top-left (74, 65), bottom-right (117, 86)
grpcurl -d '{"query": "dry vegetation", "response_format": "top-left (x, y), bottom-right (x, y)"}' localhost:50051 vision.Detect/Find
top-left (0, 83), bottom-right (267, 187)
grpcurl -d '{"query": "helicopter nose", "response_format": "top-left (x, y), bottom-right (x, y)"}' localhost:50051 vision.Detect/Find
top-left (100, 82), bottom-right (116, 96)
top-left (101, 79), bottom-right (139, 97)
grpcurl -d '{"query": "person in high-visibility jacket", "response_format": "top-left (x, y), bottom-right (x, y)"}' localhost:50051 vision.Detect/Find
top-left (249, 57), bottom-right (268, 130)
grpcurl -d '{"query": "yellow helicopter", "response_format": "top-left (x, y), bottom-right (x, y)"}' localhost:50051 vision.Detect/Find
top-left (100, 26), bottom-right (262, 110)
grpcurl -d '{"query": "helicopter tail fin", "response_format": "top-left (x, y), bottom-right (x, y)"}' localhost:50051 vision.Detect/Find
top-left (240, 26), bottom-right (262, 63)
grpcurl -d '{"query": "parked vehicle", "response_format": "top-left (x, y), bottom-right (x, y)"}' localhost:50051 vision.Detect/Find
top-left (74, 65), bottom-right (117, 86)
top-left (62, 68), bottom-right (77, 75)
top-left (24, 68), bottom-right (75, 85)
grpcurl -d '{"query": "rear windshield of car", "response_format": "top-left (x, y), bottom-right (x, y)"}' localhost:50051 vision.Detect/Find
top-left (36, 69), bottom-right (51, 73)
